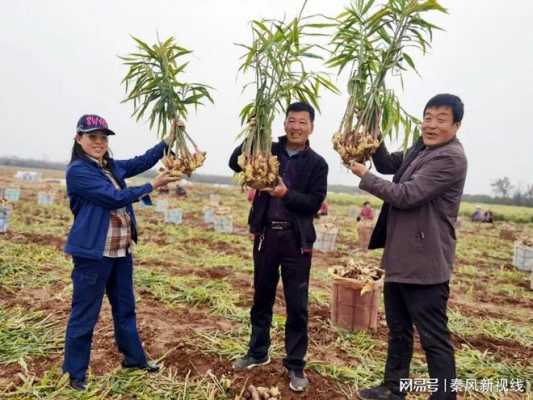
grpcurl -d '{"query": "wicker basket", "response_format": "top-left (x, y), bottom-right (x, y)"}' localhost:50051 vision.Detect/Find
top-left (357, 223), bottom-right (373, 251)
top-left (329, 269), bottom-right (381, 332)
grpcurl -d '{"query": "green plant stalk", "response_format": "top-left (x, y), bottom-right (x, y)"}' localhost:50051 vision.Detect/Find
top-left (237, 2), bottom-right (337, 157)
top-left (332, 0), bottom-right (446, 152)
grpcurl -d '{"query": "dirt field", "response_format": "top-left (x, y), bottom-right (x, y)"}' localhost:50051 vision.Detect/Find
top-left (0, 167), bottom-right (532, 399)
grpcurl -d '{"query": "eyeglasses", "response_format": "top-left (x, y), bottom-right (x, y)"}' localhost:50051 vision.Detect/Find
top-left (84, 133), bottom-right (109, 142)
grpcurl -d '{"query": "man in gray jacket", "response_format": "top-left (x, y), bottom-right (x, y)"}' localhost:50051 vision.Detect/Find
top-left (351, 94), bottom-right (467, 400)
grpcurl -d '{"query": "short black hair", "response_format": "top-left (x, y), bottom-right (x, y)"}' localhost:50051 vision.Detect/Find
top-left (363, 201), bottom-right (370, 206)
top-left (423, 93), bottom-right (464, 123)
top-left (286, 101), bottom-right (315, 122)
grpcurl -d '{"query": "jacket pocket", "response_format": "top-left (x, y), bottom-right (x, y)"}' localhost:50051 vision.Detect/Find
top-left (414, 210), bottom-right (426, 251)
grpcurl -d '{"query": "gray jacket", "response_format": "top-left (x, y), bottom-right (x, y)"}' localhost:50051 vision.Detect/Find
top-left (359, 137), bottom-right (468, 284)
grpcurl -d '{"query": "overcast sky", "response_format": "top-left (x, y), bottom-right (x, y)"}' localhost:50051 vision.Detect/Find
top-left (1, 1), bottom-right (532, 194)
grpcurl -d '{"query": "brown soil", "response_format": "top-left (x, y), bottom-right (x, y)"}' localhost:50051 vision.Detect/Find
top-left (4, 230), bottom-right (65, 250)
top-left (452, 334), bottom-right (533, 363)
top-left (1, 181), bottom-right (532, 399)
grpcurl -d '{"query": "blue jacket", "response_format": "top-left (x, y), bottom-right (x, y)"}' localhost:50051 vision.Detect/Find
top-left (64, 141), bottom-right (167, 260)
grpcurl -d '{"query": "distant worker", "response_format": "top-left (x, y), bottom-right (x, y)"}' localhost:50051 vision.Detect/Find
top-left (175, 185), bottom-right (187, 197)
top-left (357, 201), bottom-right (374, 222)
top-left (471, 206), bottom-right (484, 222)
top-left (483, 210), bottom-right (493, 223)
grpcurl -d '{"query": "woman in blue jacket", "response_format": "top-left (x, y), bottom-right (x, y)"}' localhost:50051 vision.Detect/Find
top-left (63, 114), bottom-right (178, 390)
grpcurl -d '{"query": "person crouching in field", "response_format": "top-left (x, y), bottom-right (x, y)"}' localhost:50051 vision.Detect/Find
top-left (62, 114), bottom-right (179, 390)
top-left (229, 102), bottom-right (328, 392)
top-left (350, 94), bottom-right (467, 400)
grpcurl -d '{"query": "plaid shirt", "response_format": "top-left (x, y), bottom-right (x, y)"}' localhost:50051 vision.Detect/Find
top-left (101, 167), bottom-right (132, 258)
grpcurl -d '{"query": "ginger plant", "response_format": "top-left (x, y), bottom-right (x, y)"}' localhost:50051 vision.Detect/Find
top-left (329, 0), bottom-right (446, 167)
top-left (121, 35), bottom-right (213, 177)
top-left (236, 2), bottom-right (337, 189)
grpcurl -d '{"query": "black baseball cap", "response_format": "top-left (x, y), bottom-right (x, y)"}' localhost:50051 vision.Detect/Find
top-left (76, 114), bottom-right (116, 135)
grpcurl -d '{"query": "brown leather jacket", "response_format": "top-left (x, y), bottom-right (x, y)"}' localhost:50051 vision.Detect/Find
top-left (360, 137), bottom-right (467, 284)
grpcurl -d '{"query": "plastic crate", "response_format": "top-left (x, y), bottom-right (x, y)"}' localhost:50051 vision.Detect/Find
top-left (214, 215), bottom-right (233, 234)
top-left (155, 199), bottom-right (169, 213)
top-left (0, 206), bottom-right (11, 233)
top-left (165, 209), bottom-right (183, 225)
top-left (203, 208), bottom-right (215, 224)
top-left (513, 243), bottom-right (533, 272)
top-left (209, 194), bottom-right (221, 207)
top-left (37, 192), bottom-right (55, 206)
top-left (4, 188), bottom-right (21, 202)
top-left (315, 227), bottom-right (338, 252)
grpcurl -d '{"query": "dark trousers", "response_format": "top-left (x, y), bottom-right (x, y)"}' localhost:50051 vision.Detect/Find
top-left (63, 254), bottom-right (147, 381)
top-left (248, 229), bottom-right (311, 371)
top-left (384, 281), bottom-right (456, 400)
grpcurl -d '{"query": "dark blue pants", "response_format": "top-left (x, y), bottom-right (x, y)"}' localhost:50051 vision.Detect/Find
top-left (63, 254), bottom-right (147, 381)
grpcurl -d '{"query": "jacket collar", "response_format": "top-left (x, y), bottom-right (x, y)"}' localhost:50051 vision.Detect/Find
top-left (80, 154), bottom-right (113, 171)
top-left (425, 136), bottom-right (459, 151)
top-left (277, 135), bottom-right (311, 155)
top-left (87, 155), bottom-right (104, 167)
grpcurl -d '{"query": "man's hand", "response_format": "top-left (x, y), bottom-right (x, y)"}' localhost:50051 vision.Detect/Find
top-left (262, 177), bottom-right (288, 198)
top-left (349, 161), bottom-right (369, 178)
top-left (151, 170), bottom-right (180, 189)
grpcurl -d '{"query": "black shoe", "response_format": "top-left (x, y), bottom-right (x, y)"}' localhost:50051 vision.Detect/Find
top-left (69, 378), bottom-right (87, 391)
top-left (232, 355), bottom-right (271, 370)
top-left (357, 384), bottom-right (404, 400)
top-left (122, 361), bottom-right (160, 373)
top-left (288, 369), bottom-right (309, 392)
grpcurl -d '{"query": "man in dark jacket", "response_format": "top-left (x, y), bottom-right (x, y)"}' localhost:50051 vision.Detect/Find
top-left (351, 94), bottom-right (467, 400)
top-left (229, 102), bottom-right (328, 392)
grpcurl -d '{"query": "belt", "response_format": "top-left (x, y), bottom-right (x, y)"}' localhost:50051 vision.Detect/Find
top-left (267, 220), bottom-right (293, 230)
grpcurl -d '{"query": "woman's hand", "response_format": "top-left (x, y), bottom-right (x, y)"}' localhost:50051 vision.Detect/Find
top-left (151, 170), bottom-right (180, 189)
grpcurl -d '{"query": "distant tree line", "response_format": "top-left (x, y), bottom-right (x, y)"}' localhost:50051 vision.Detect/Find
top-left (0, 156), bottom-right (67, 171)
top-left (1, 157), bottom-right (531, 207)
top-left (480, 177), bottom-right (533, 207)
